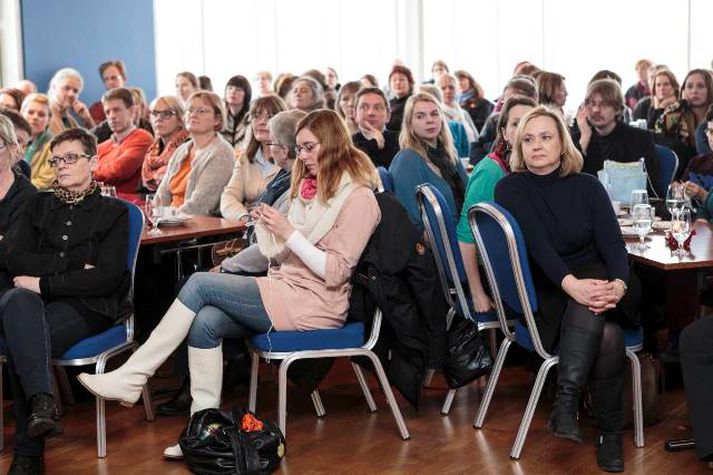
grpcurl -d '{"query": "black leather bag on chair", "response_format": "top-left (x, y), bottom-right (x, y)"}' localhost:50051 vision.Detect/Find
top-left (179, 408), bottom-right (285, 475)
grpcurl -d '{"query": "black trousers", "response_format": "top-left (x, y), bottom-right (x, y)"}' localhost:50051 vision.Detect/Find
top-left (0, 288), bottom-right (109, 457)
top-left (680, 317), bottom-right (713, 461)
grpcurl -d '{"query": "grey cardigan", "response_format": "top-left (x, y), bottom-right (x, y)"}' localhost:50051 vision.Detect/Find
top-left (156, 134), bottom-right (234, 216)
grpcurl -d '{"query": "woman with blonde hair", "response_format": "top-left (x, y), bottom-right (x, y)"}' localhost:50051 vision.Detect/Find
top-left (496, 106), bottom-right (638, 472)
top-left (389, 92), bottom-right (467, 230)
top-left (78, 109), bottom-right (381, 460)
top-left (20, 93), bottom-right (55, 190)
top-left (221, 94), bottom-right (286, 221)
top-left (141, 96), bottom-right (189, 191)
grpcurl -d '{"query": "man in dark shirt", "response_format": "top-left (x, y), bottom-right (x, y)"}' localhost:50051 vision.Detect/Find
top-left (573, 78), bottom-right (661, 198)
top-left (352, 87), bottom-right (400, 168)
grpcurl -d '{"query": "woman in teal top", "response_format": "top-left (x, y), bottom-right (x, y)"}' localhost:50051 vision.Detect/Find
top-left (390, 92), bottom-right (468, 231)
top-left (456, 96), bottom-right (537, 312)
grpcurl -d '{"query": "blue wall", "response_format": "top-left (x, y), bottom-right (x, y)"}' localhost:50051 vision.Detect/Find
top-left (21, 0), bottom-right (156, 107)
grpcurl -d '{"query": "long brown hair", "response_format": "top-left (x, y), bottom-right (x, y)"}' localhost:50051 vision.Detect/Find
top-left (292, 109), bottom-right (378, 203)
top-left (244, 94), bottom-right (287, 162)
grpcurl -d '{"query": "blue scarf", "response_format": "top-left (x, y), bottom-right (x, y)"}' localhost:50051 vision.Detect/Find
top-left (457, 89), bottom-right (475, 104)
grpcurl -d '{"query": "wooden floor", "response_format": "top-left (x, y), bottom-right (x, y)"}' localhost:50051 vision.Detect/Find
top-left (0, 360), bottom-right (708, 474)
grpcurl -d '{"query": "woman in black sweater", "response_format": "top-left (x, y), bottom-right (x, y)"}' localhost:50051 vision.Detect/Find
top-left (0, 128), bottom-right (130, 474)
top-left (495, 106), bottom-right (637, 473)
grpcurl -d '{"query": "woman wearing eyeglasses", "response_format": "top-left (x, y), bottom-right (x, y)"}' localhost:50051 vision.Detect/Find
top-left (220, 95), bottom-right (286, 221)
top-left (154, 91), bottom-right (234, 216)
top-left (141, 96), bottom-right (189, 192)
top-left (78, 109), bottom-right (381, 460)
top-left (0, 115), bottom-right (36, 242)
top-left (0, 128), bottom-right (130, 474)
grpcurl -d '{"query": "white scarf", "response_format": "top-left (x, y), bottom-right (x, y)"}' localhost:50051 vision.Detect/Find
top-left (256, 173), bottom-right (357, 258)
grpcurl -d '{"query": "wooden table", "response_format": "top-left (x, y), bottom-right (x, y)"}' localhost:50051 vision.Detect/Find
top-left (624, 220), bottom-right (713, 335)
top-left (140, 215), bottom-right (245, 246)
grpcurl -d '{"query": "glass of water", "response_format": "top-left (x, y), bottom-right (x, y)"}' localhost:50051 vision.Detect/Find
top-left (671, 207), bottom-right (691, 257)
top-left (630, 189), bottom-right (648, 211)
top-left (632, 204), bottom-right (653, 250)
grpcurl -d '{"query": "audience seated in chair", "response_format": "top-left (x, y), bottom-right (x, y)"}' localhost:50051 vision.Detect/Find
top-left (220, 75), bottom-right (252, 148)
top-left (495, 106), bottom-right (640, 472)
top-left (156, 91), bottom-right (234, 216)
top-left (94, 88), bottom-right (153, 197)
top-left (389, 92), bottom-right (467, 232)
top-left (88, 60), bottom-right (128, 124)
top-left (20, 93), bottom-right (55, 190)
top-left (220, 95), bottom-right (286, 221)
top-left (78, 108), bottom-right (381, 461)
top-left (141, 96), bottom-right (189, 192)
top-left (47, 68), bottom-right (95, 134)
top-left (456, 96), bottom-right (536, 313)
top-left (573, 78), bottom-right (661, 197)
top-left (0, 109), bottom-right (33, 180)
top-left (0, 128), bottom-right (131, 474)
top-left (352, 87), bottom-right (400, 169)
top-left (387, 65), bottom-right (414, 134)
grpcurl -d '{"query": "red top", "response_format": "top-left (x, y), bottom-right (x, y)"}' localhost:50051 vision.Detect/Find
top-left (96, 128), bottom-right (154, 196)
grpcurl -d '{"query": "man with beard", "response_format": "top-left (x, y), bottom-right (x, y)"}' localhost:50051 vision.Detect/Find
top-left (95, 88), bottom-right (153, 197)
top-left (573, 78), bottom-right (660, 197)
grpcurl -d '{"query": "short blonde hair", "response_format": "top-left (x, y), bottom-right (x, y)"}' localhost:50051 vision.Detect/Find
top-left (510, 105), bottom-right (582, 177)
top-left (186, 90), bottom-right (225, 132)
top-left (20, 93), bottom-right (50, 114)
top-left (149, 95), bottom-right (185, 129)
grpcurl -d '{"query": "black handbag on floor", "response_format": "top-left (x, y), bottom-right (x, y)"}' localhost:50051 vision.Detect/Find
top-left (442, 316), bottom-right (494, 389)
top-left (179, 408), bottom-right (286, 475)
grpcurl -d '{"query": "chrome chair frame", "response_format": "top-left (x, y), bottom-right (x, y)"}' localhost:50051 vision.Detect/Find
top-left (51, 200), bottom-right (155, 458)
top-left (246, 308), bottom-right (410, 440)
top-left (469, 202), bottom-right (643, 460)
top-left (416, 184), bottom-right (506, 415)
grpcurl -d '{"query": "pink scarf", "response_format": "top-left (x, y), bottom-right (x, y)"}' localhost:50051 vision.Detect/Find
top-left (300, 177), bottom-right (318, 200)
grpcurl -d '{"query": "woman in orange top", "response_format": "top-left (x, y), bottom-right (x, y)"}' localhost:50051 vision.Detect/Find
top-left (155, 91), bottom-right (233, 215)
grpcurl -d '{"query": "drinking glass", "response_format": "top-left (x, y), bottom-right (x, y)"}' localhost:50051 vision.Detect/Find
top-left (666, 183), bottom-right (685, 215)
top-left (671, 208), bottom-right (691, 257)
top-left (632, 204), bottom-right (653, 250)
top-left (144, 194), bottom-right (163, 235)
top-left (629, 189), bottom-right (648, 211)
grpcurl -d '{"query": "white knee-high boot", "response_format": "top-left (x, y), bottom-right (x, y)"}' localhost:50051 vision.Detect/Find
top-left (77, 299), bottom-right (196, 406)
top-left (163, 345), bottom-right (224, 460)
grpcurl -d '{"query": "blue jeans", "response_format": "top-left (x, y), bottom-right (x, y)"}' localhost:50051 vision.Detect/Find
top-left (178, 272), bottom-right (272, 349)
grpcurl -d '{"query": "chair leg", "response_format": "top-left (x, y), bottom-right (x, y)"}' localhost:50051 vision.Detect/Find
top-left (311, 390), bottom-right (326, 417)
top-left (94, 360), bottom-right (108, 458)
top-left (441, 389), bottom-right (457, 415)
top-left (0, 362), bottom-right (4, 452)
top-left (364, 350), bottom-right (410, 440)
top-left (277, 358), bottom-right (293, 438)
top-left (488, 328), bottom-right (498, 359)
top-left (55, 366), bottom-right (75, 405)
top-left (50, 369), bottom-right (64, 417)
top-left (626, 348), bottom-right (645, 448)
top-left (248, 352), bottom-right (259, 412)
top-left (352, 362), bottom-right (377, 412)
top-left (422, 369), bottom-right (435, 387)
top-left (509, 357), bottom-right (558, 460)
top-left (142, 384), bottom-right (155, 422)
top-left (474, 337), bottom-right (513, 428)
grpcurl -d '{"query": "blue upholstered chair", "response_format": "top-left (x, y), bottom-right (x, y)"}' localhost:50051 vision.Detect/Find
top-left (246, 308), bottom-right (410, 440)
top-left (416, 184), bottom-right (506, 415)
top-left (51, 199), bottom-right (155, 458)
top-left (468, 202), bottom-right (644, 460)
top-left (377, 166), bottom-right (394, 194)
top-left (654, 144), bottom-right (679, 194)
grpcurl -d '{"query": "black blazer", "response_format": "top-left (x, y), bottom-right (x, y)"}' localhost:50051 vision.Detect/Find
top-left (352, 129), bottom-right (400, 169)
top-left (1, 189), bottom-right (131, 322)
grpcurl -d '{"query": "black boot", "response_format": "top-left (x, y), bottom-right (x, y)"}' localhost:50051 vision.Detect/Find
top-left (8, 455), bottom-right (44, 475)
top-left (26, 393), bottom-right (60, 439)
top-left (592, 374), bottom-right (625, 472)
top-left (157, 378), bottom-right (191, 416)
top-left (548, 307), bottom-right (604, 443)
